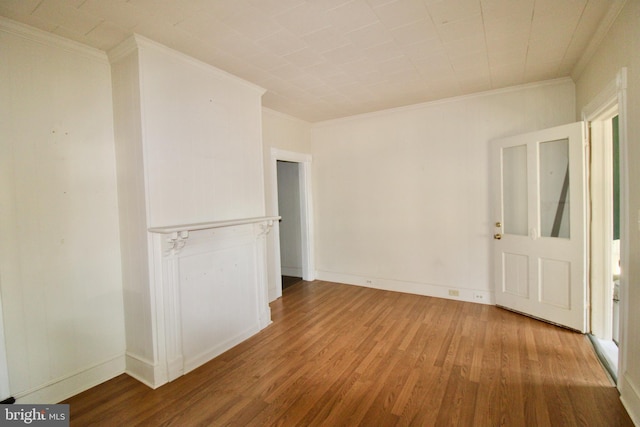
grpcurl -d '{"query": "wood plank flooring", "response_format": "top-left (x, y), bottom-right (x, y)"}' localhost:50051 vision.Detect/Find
top-left (63, 280), bottom-right (633, 426)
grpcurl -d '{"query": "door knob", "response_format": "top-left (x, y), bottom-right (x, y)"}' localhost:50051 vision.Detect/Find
top-left (494, 233), bottom-right (502, 240)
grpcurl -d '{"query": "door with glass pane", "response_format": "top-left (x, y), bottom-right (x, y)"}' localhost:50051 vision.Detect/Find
top-left (491, 122), bottom-right (587, 332)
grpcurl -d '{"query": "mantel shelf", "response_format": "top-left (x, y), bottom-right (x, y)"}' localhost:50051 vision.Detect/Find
top-left (148, 216), bottom-right (280, 234)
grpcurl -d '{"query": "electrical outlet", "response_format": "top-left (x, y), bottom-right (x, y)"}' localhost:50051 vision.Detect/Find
top-left (365, 279), bottom-right (373, 285)
top-left (448, 289), bottom-right (459, 297)
top-left (473, 292), bottom-right (484, 302)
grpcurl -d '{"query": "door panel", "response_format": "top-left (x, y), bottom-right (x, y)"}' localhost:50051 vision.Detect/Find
top-left (539, 258), bottom-right (571, 308)
top-left (503, 253), bottom-right (529, 297)
top-left (492, 122), bottom-right (586, 332)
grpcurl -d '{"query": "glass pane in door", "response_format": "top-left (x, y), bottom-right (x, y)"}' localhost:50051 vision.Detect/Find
top-left (502, 145), bottom-right (528, 235)
top-left (540, 138), bottom-right (570, 238)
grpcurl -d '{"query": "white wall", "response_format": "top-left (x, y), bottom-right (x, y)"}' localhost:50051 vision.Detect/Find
top-left (138, 39), bottom-right (266, 227)
top-left (311, 80), bottom-right (576, 303)
top-left (277, 161), bottom-right (303, 276)
top-left (0, 20), bottom-right (125, 402)
top-left (575, 1), bottom-right (640, 422)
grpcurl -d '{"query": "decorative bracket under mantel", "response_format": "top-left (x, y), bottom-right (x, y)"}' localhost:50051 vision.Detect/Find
top-left (166, 230), bottom-right (189, 256)
top-left (256, 218), bottom-right (276, 237)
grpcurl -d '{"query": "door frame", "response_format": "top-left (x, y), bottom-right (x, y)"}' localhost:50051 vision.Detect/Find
top-left (270, 148), bottom-right (315, 300)
top-left (585, 102), bottom-right (617, 341)
top-left (581, 67), bottom-right (629, 387)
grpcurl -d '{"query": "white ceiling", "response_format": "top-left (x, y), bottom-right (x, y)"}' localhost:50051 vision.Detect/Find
top-left (0, 0), bottom-right (617, 122)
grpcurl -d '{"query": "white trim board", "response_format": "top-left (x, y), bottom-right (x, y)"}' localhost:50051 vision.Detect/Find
top-left (581, 68), bottom-right (630, 391)
top-left (620, 373), bottom-right (640, 425)
top-left (14, 355), bottom-right (125, 404)
top-left (0, 16), bottom-right (107, 62)
top-left (313, 78), bottom-right (573, 127)
top-left (316, 271), bottom-right (494, 306)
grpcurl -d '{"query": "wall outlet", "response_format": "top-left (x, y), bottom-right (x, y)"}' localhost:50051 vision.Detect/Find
top-left (473, 292), bottom-right (484, 302)
top-left (448, 289), bottom-right (459, 297)
top-left (365, 279), bottom-right (373, 285)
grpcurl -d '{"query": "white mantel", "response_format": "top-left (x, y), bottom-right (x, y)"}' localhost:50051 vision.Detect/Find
top-left (149, 217), bottom-right (278, 382)
top-left (149, 216), bottom-right (279, 235)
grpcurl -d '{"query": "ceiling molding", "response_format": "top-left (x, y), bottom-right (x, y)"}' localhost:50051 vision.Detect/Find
top-left (571, 0), bottom-right (627, 80)
top-left (0, 16), bottom-right (107, 63)
top-left (262, 107), bottom-right (312, 125)
top-left (107, 34), bottom-right (139, 65)
top-left (313, 77), bottom-right (574, 127)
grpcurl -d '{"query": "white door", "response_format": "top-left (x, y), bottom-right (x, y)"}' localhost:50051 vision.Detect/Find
top-left (491, 122), bottom-right (587, 332)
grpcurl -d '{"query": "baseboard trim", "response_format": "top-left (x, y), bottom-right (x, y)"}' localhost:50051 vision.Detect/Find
top-left (183, 325), bottom-right (261, 375)
top-left (14, 354), bottom-right (125, 404)
top-left (620, 372), bottom-right (640, 425)
top-left (315, 271), bottom-right (494, 305)
top-left (125, 352), bottom-right (167, 389)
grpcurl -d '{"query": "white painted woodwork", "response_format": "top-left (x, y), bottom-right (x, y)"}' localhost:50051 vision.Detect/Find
top-left (150, 218), bottom-right (276, 381)
top-left (579, 62), bottom-right (633, 422)
top-left (503, 253), bottom-right (528, 298)
top-left (109, 35), bottom-right (270, 388)
top-left (576, 28), bottom-right (637, 421)
top-left (0, 20), bottom-right (126, 402)
top-left (312, 80), bottom-right (576, 305)
top-left (491, 122), bottom-right (587, 332)
top-left (588, 113), bottom-right (616, 341)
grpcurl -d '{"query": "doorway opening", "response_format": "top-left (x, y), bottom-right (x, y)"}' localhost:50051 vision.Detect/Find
top-left (588, 110), bottom-right (620, 382)
top-left (582, 68), bottom-right (628, 388)
top-left (270, 148), bottom-right (315, 300)
top-left (277, 160), bottom-right (304, 290)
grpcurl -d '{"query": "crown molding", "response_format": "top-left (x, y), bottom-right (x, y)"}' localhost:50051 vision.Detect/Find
top-left (107, 34), bottom-right (139, 64)
top-left (313, 77), bottom-right (574, 128)
top-left (262, 107), bottom-right (313, 126)
top-left (0, 16), bottom-right (107, 63)
top-left (572, 0), bottom-right (627, 80)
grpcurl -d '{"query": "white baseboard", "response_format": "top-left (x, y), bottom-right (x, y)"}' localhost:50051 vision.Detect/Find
top-left (315, 271), bottom-right (494, 305)
top-left (620, 372), bottom-right (640, 425)
top-left (125, 352), bottom-right (167, 389)
top-left (183, 325), bottom-right (261, 375)
top-left (14, 354), bottom-right (125, 404)
top-left (281, 266), bottom-right (303, 277)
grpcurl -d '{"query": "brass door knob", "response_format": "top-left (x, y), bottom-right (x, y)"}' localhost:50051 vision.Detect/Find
top-left (494, 233), bottom-right (502, 240)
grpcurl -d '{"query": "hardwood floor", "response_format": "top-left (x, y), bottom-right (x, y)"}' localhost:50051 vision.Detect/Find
top-left (64, 281), bottom-right (633, 426)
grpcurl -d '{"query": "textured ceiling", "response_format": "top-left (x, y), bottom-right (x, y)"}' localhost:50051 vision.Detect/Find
top-left (0, 0), bottom-right (616, 122)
